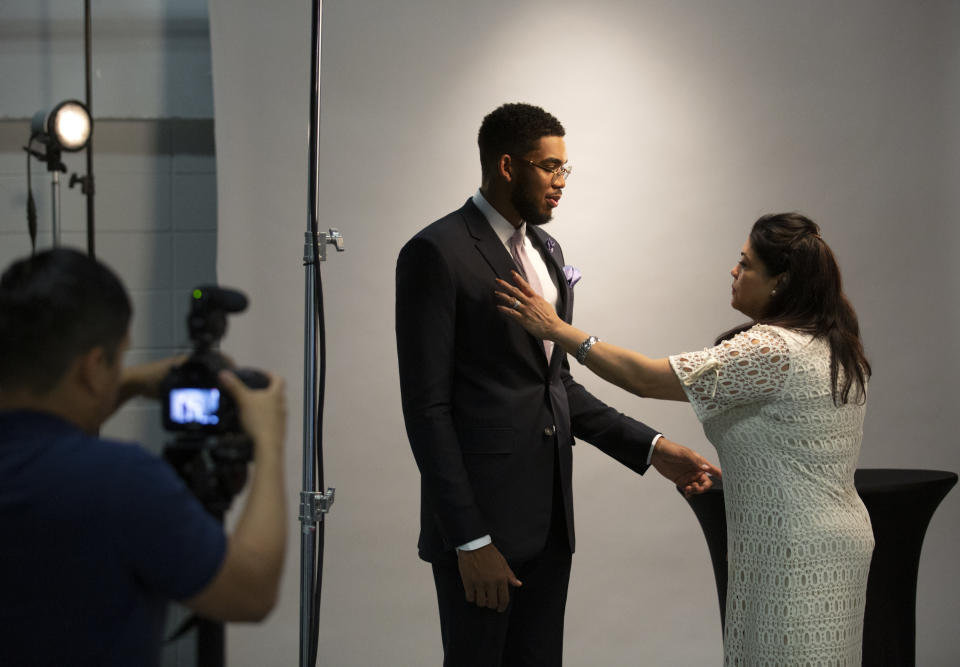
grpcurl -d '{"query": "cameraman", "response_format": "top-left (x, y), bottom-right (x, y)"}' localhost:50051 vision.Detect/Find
top-left (0, 248), bottom-right (287, 667)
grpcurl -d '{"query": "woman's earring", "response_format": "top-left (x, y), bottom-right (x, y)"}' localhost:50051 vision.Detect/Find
top-left (771, 289), bottom-right (777, 296)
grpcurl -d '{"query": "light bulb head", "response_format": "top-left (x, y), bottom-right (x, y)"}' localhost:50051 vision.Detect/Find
top-left (31, 100), bottom-right (92, 152)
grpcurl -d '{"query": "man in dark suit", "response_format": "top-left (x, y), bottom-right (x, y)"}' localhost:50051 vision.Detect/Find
top-left (395, 103), bottom-right (718, 667)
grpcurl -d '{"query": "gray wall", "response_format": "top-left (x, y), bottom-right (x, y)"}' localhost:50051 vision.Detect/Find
top-left (211, 1), bottom-right (959, 665)
top-left (0, 0), bottom-right (213, 119)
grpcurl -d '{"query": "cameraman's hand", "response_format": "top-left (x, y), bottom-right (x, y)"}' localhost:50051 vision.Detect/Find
top-left (218, 369), bottom-right (286, 452)
top-left (116, 355), bottom-right (188, 408)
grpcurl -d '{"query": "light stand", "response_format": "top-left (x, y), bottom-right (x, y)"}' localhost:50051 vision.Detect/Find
top-left (25, 100), bottom-right (92, 250)
top-left (299, 1), bottom-right (343, 665)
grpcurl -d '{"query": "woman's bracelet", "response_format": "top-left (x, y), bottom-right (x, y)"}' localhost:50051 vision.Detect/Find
top-left (575, 335), bottom-right (600, 365)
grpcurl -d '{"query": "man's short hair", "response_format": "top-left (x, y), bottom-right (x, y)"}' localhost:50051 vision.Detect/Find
top-left (0, 248), bottom-right (132, 393)
top-left (478, 103), bottom-right (565, 180)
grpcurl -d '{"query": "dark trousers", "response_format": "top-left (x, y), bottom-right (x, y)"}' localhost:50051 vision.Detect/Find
top-left (431, 467), bottom-right (572, 667)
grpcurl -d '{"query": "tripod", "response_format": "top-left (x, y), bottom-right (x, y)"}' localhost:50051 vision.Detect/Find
top-left (163, 435), bottom-right (252, 667)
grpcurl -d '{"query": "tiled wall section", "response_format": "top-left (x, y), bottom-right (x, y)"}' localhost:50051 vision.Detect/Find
top-left (0, 118), bottom-right (216, 667)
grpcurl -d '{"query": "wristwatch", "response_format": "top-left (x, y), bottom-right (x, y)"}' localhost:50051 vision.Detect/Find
top-left (575, 335), bottom-right (599, 365)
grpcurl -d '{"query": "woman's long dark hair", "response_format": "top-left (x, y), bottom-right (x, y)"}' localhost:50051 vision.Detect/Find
top-left (716, 213), bottom-right (871, 405)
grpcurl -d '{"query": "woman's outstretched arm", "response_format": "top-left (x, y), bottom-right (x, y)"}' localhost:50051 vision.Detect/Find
top-left (495, 271), bottom-right (687, 401)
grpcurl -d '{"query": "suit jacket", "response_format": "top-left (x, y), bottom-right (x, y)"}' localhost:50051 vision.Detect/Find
top-left (396, 199), bottom-right (658, 563)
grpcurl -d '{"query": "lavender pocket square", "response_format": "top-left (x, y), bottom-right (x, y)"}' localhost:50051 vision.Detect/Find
top-left (563, 265), bottom-right (581, 288)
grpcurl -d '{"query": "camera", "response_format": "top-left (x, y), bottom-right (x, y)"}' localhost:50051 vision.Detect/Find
top-left (161, 286), bottom-right (268, 435)
top-left (162, 360), bottom-right (268, 435)
top-left (161, 285), bottom-right (267, 516)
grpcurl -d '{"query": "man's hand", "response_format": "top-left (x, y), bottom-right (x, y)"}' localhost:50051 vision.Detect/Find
top-left (218, 370), bottom-right (286, 453)
top-left (457, 543), bottom-right (522, 612)
top-left (116, 355), bottom-right (188, 408)
top-left (651, 438), bottom-right (721, 497)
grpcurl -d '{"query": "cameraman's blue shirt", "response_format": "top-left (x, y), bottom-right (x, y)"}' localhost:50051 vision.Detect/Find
top-left (0, 411), bottom-right (227, 667)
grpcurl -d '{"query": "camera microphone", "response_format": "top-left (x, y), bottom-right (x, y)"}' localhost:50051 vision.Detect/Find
top-left (191, 286), bottom-right (247, 313)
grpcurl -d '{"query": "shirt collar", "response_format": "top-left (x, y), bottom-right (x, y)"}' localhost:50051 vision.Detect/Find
top-left (472, 190), bottom-right (525, 247)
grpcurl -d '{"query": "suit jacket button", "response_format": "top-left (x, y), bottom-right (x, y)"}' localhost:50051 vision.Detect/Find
top-left (543, 425), bottom-right (556, 437)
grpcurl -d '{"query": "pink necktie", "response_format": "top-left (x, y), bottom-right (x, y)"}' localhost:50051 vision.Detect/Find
top-left (510, 227), bottom-right (553, 360)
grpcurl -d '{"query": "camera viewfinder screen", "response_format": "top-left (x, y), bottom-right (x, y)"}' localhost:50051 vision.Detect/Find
top-left (169, 388), bottom-right (220, 425)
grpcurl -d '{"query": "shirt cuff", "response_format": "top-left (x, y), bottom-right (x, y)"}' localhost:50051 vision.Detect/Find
top-left (457, 535), bottom-right (492, 551)
top-left (647, 433), bottom-right (663, 466)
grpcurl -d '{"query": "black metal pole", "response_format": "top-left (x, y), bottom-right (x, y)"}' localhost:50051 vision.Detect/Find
top-left (196, 619), bottom-right (225, 667)
top-left (83, 0), bottom-right (95, 257)
top-left (197, 501), bottom-right (226, 667)
top-left (300, 1), bottom-right (326, 666)
top-left (197, 504), bottom-right (226, 667)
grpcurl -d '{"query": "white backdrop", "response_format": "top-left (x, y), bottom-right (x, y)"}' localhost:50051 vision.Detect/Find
top-left (208, 1), bottom-right (959, 664)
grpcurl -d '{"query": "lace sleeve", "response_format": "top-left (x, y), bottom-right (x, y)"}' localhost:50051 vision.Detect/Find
top-left (669, 325), bottom-right (791, 422)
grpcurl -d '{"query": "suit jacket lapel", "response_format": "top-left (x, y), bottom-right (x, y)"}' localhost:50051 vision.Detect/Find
top-left (461, 200), bottom-right (519, 281)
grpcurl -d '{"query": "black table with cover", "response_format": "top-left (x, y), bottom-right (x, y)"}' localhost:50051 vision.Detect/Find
top-left (685, 468), bottom-right (957, 666)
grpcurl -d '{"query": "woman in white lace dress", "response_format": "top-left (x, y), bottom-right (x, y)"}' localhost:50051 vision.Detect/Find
top-left (495, 213), bottom-right (874, 665)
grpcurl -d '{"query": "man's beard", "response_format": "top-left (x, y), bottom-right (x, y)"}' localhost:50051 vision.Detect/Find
top-left (509, 177), bottom-right (552, 226)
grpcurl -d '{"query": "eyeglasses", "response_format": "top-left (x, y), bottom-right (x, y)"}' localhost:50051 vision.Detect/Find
top-left (520, 159), bottom-right (573, 182)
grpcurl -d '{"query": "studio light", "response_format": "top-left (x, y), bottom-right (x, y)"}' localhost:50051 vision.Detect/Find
top-left (24, 99), bottom-right (94, 251)
top-left (31, 100), bottom-right (92, 153)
